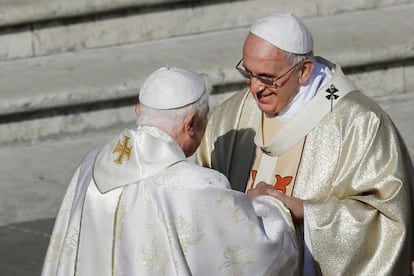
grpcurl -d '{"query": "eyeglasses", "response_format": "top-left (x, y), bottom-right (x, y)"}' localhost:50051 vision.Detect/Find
top-left (235, 58), bottom-right (303, 87)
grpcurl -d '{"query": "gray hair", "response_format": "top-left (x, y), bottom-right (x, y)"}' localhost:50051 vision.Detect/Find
top-left (284, 50), bottom-right (314, 65)
top-left (136, 76), bottom-right (211, 135)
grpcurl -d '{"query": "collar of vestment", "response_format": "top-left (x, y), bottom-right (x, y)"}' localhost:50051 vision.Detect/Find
top-left (93, 126), bottom-right (186, 193)
top-left (254, 61), bottom-right (358, 156)
top-left (277, 58), bottom-right (333, 119)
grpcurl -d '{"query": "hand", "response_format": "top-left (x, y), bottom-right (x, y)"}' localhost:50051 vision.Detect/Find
top-left (266, 188), bottom-right (304, 223)
top-left (246, 182), bottom-right (274, 200)
top-left (247, 182), bottom-right (304, 223)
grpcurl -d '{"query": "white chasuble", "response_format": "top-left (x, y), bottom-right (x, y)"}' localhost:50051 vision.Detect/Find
top-left (42, 126), bottom-right (299, 276)
top-left (76, 180), bottom-right (122, 276)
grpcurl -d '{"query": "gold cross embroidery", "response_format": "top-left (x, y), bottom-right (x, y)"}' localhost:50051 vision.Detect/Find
top-left (112, 135), bottom-right (132, 165)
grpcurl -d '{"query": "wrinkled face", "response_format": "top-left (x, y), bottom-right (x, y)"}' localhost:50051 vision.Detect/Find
top-left (242, 34), bottom-right (303, 116)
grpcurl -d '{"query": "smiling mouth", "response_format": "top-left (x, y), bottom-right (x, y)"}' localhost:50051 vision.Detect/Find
top-left (257, 91), bottom-right (274, 99)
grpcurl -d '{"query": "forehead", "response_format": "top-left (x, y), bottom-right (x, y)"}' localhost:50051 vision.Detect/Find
top-left (242, 34), bottom-right (288, 71)
top-left (243, 34), bottom-right (286, 60)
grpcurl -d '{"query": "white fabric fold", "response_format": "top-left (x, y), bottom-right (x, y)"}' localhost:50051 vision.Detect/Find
top-left (42, 126), bottom-right (300, 275)
top-left (94, 126), bottom-right (186, 193)
top-left (278, 60), bottom-right (332, 119)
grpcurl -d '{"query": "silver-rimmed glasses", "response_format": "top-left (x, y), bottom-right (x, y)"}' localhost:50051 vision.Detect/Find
top-left (235, 58), bottom-right (303, 87)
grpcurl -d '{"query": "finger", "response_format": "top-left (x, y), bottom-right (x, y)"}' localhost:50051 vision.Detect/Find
top-left (246, 188), bottom-right (267, 200)
top-left (266, 188), bottom-right (284, 199)
top-left (256, 182), bottom-right (273, 189)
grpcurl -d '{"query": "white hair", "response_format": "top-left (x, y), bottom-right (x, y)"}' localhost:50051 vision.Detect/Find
top-left (284, 50), bottom-right (314, 65)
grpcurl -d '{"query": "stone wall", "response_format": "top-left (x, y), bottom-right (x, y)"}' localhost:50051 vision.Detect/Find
top-left (0, 0), bottom-right (412, 61)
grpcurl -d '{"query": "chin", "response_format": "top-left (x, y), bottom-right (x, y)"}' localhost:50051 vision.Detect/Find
top-left (257, 104), bottom-right (278, 115)
top-left (263, 111), bottom-right (278, 117)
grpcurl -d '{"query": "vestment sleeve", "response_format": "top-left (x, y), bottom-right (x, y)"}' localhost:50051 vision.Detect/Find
top-left (303, 108), bottom-right (412, 275)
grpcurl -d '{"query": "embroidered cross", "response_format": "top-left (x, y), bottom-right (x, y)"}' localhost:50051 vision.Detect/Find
top-left (273, 175), bottom-right (293, 194)
top-left (249, 170), bottom-right (293, 194)
top-left (325, 84), bottom-right (339, 111)
top-left (112, 135), bottom-right (132, 165)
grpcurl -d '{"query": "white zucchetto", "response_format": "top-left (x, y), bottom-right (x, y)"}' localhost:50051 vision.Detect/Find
top-left (139, 66), bottom-right (206, 109)
top-left (250, 12), bottom-right (313, 54)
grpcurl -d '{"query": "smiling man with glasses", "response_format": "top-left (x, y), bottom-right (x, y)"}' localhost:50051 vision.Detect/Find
top-left (197, 11), bottom-right (414, 276)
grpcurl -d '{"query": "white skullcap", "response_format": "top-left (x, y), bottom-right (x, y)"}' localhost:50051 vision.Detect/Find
top-left (139, 66), bottom-right (206, 109)
top-left (250, 12), bottom-right (313, 54)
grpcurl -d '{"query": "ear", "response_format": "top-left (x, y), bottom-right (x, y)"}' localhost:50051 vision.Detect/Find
top-left (183, 111), bottom-right (197, 137)
top-left (134, 104), bottom-right (141, 118)
top-left (298, 59), bottom-right (314, 86)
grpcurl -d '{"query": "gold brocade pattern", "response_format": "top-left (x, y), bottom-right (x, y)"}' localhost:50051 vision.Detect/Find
top-left (293, 92), bottom-right (412, 275)
top-left (197, 63), bottom-right (413, 275)
top-left (248, 228), bottom-right (260, 242)
top-left (159, 213), bottom-right (205, 255)
top-left (46, 226), bottom-right (79, 264)
top-left (153, 170), bottom-right (186, 190)
top-left (137, 239), bottom-right (170, 273)
top-left (43, 168), bottom-right (82, 266)
top-left (174, 215), bottom-right (204, 254)
top-left (215, 192), bottom-right (249, 224)
top-left (42, 126), bottom-right (300, 276)
top-left (219, 245), bottom-right (255, 275)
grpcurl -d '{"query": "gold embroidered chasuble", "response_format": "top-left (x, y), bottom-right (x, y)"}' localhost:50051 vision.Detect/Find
top-left (41, 126), bottom-right (299, 276)
top-left (197, 61), bottom-right (414, 275)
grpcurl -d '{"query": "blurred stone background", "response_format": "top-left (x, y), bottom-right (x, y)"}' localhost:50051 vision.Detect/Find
top-left (0, 0), bottom-right (413, 275)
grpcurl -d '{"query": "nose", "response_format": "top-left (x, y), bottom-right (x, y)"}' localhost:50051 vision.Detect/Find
top-left (249, 77), bottom-right (265, 94)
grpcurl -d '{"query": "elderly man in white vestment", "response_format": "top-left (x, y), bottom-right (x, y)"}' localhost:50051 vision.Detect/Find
top-left (41, 66), bottom-right (300, 276)
top-left (196, 12), bottom-right (414, 275)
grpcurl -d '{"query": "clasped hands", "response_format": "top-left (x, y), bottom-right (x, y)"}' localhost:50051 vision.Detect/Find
top-left (247, 182), bottom-right (304, 223)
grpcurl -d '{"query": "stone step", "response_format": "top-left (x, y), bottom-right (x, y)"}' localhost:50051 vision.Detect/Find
top-left (0, 91), bottom-right (413, 227)
top-left (0, 218), bottom-right (53, 276)
top-left (0, 0), bottom-right (412, 61)
top-left (0, 0), bottom-right (185, 26)
top-left (0, 3), bottom-right (413, 145)
top-left (2, 0), bottom-right (410, 27)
